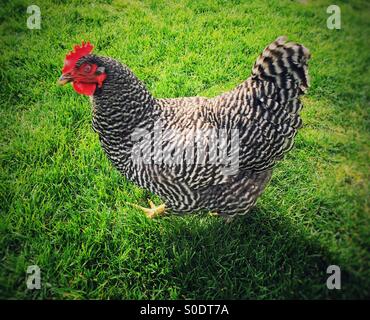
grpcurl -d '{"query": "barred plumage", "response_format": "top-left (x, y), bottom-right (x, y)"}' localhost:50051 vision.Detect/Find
top-left (80, 36), bottom-right (310, 217)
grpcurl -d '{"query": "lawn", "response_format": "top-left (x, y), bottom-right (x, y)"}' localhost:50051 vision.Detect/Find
top-left (0, 0), bottom-right (369, 299)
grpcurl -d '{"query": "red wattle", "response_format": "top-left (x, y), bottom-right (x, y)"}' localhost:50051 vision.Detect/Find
top-left (72, 82), bottom-right (96, 96)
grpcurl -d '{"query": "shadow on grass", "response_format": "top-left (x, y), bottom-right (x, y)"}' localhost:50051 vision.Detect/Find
top-left (5, 202), bottom-right (366, 299)
top-left (158, 208), bottom-right (366, 299)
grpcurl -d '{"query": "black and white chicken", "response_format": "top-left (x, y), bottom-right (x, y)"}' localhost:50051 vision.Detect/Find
top-left (58, 36), bottom-right (310, 218)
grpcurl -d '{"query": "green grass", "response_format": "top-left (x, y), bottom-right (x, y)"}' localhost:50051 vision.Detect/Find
top-left (0, 0), bottom-right (369, 299)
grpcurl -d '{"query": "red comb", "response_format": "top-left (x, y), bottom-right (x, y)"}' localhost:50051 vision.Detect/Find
top-left (62, 41), bottom-right (94, 73)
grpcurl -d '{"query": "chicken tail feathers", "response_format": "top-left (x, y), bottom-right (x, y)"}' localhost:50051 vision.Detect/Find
top-left (251, 36), bottom-right (311, 94)
top-left (232, 37), bottom-right (311, 172)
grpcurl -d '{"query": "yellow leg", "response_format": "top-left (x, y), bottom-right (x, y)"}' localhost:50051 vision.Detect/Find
top-left (208, 211), bottom-right (233, 223)
top-left (127, 200), bottom-right (166, 219)
top-left (208, 212), bottom-right (220, 217)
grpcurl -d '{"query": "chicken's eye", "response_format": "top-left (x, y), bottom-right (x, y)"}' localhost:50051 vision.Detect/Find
top-left (83, 65), bottom-right (92, 73)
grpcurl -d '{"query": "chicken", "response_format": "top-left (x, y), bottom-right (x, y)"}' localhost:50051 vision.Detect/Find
top-left (58, 37), bottom-right (310, 218)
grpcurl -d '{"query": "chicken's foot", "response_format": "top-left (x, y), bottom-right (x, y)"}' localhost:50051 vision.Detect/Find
top-left (127, 200), bottom-right (166, 219)
top-left (208, 212), bottom-right (220, 217)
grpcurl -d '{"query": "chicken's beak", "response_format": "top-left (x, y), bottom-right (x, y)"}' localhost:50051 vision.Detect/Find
top-left (58, 74), bottom-right (72, 86)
